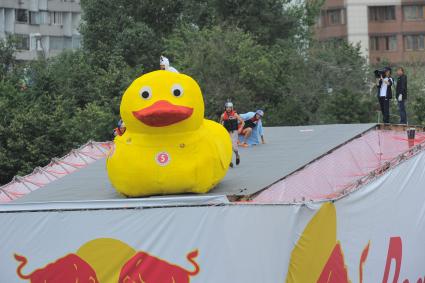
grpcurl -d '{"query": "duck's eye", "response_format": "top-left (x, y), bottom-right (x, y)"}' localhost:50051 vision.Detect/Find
top-left (171, 84), bottom-right (184, 97)
top-left (139, 86), bottom-right (152, 100)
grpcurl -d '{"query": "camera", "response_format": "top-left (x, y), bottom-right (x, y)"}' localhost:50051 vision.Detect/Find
top-left (374, 67), bottom-right (391, 78)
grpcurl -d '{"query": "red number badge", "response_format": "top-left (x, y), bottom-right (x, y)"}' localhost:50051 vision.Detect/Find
top-left (155, 152), bottom-right (170, 166)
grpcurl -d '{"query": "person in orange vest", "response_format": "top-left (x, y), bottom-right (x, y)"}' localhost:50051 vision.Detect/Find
top-left (220, 101), bottom-right (244, 167)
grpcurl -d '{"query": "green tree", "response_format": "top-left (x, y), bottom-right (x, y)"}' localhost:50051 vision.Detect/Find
top-left (0, 42), bottom-right (130, 184)
top-left (0, 36), bottom-right (16, 81)
top-left (0, 80), bottom-right (23, 184)
top-left (80, 0), bottom-right (185, 69)
top-left (213, 0), bottom-right (300, 44)
top-left (79, 0), bottom-right (318, 69)
top-left (319, 89), bottom-right (375, 124)
top-left (165, 26), bottom-right (277, 120)
top-left (165, 25), bottom-right (373, 125)
top-left (405, 63), bottom-right (425, 125)
top-left (304, 40), bottom-right (370, 123)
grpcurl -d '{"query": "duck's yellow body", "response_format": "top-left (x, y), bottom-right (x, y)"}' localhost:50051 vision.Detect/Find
top-left (107, 71), bottom-right (232, 197)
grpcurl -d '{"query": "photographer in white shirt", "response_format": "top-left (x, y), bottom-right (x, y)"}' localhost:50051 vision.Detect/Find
top-left (376, 68), bottom-right (393, 124)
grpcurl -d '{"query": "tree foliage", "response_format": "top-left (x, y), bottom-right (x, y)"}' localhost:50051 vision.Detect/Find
top-left (0, 36), bottom-right (16, 81)
top-left (165, 28), bottom-right (374, 124)
top-left (405, 63), bottom-right (425, 125)
top-left (0, 49), bottom-right (129, 184)
top-left (213, 0), bottom-right (300, 44)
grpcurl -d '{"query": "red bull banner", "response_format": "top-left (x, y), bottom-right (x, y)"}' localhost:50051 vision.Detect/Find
top-left (1, 151), bottom-right (425, 282)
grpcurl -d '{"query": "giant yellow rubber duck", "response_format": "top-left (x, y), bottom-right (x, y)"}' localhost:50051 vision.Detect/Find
top-left (107, 70), bottom-right (232, 197)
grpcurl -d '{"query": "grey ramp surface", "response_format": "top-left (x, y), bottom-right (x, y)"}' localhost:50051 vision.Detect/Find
top-left (16, 158), bottom-right (122, 202)
top-left (213, 123), bottom-right (375, 195)
top-left (14, 124), bottom-right (375, 203)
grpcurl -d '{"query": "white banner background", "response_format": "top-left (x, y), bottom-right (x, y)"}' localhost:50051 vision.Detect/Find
top-left (1, 151), bottom-right (425, 282)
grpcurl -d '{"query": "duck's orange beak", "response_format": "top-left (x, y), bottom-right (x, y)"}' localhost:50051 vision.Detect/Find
top-left (132, 100), bottom-right (193, 127)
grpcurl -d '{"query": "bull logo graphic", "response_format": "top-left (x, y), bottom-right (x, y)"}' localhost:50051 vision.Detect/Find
top-left (14, 253), bottom-right (99, 283)
top-left (15, 238), bottom-right (200, 283)
top-left (119, 250), bottom-right (200, 283)
top-left (285, 203), bottom-right (370, 283)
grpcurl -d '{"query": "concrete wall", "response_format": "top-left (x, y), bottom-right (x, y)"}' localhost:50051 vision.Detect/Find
top-left (345, 3), bottom-right (369, 58)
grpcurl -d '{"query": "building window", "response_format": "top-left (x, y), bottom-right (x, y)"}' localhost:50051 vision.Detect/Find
top-left (327, 9), bottom-right (342, 25)
top-left (29, 12), bottom-right (41, 25)
top-left (405, 35), bottom-right (425, 51)
top-left (29, 11), bottom-right (49, 25)
top-left (15, 9), bottom-right (28, 24)
top-left (403, 6), bottom-right (424, 21)
top-left (50, 36), bottom-right (72, 50)
top-left (316, 15), bottom-right (322, 28)
top-left (369, 6), bottom-right (396, 22)
top-left (15, 34), bottom-right (30, 50)
top-left (370, 35), bottom-right (397, 51)
top-left (385, 36), bottom-right (397, 51)
top-left (72, 35), bottom-right (81, 49)
top-left (370, 36), bottom-right (379, 51)
top-left (51, 12), bottom-right (63, 25)
top-left (317, 11), bottom-right (326, 27)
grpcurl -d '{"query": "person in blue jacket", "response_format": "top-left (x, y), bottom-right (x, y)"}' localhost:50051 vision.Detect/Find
top-left (239, 110), bottom-right (265, 147)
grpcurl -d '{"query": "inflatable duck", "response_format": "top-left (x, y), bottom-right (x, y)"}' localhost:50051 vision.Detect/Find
top-left (107, 70), bottom-right (232, 197)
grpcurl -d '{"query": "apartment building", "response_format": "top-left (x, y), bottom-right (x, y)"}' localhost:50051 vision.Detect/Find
top-left (0, 0), bottom-right (81, 60)
top-left (315, 0), bottom-right (425, 64)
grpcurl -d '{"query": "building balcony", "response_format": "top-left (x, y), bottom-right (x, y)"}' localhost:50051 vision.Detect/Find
top-left (15, 50), bottom-right (38, 61)
top-left (401, 20), bottom-right (425, 33)
top-left (403, 50), bottom-right (425, 62)
top-left (315, 24), bottom-right (347, 40)
top-left (15, 48), bottom-right (73, 61)
top-left (0, 0), bottom-right (29, 9)
top-left (47, 1), bottom-right (81, 13)
top-left (14, 23), bottom-right (68, 37)
top-left (368, 20), bottom-right (402, 35)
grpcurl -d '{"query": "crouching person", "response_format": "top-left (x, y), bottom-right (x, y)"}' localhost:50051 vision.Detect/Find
top-left (240, 110), bottom-right (265, 147)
